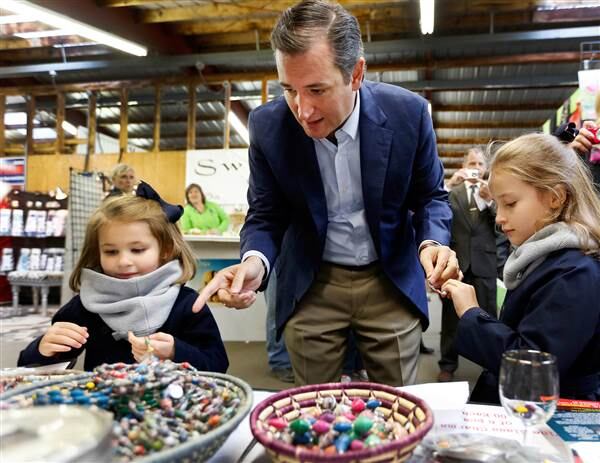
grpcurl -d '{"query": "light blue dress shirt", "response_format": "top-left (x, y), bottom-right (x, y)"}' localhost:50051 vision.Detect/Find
top-left (313, 91), bottom-right (378, 266)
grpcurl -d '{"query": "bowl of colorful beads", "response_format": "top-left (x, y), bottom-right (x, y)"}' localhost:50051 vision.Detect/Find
top-left (250, 381), bottom-right (433, 462)
top-left (0, 359), bottom-right (253, 462)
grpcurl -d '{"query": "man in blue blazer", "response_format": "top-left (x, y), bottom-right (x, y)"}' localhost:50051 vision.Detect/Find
top-left (195, 0), bottom-right (458, 386)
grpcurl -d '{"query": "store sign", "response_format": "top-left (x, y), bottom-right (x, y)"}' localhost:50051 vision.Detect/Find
top-left (185, 149), bottom-right (249, 210)
top-left (0, 156), bottom-right (26, 189)
top-left (578, 69), bottom-right (600, 121)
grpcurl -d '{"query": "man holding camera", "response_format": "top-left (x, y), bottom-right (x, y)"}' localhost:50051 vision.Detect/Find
top-left (438, 147), bottom-right (505, 382)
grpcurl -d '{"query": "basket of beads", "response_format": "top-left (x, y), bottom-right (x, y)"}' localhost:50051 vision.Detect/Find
top-left (0, 359), bottom-right (253, 462)
top-left (250, 381), bottom-right (433, 463)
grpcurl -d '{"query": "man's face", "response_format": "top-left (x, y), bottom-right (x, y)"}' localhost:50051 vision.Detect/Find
top-left (463, 150), bottom-right (487, 180)
top-left (275, 37), bottom-right (364, 140)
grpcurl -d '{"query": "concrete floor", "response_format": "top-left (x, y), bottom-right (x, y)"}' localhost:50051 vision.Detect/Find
top-left (0, 294), bottom-right (483, 392)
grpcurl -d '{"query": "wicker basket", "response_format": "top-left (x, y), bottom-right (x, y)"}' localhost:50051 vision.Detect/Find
top-left (250, 382), bottom-right (434, 463)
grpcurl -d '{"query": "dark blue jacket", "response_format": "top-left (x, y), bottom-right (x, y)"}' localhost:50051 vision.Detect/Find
top-left (242, 80), bottom-right (451, 335)
top-left (456, 249), bottom-right (600, 402)
top-left (18, 286), bottom-right (229, 373)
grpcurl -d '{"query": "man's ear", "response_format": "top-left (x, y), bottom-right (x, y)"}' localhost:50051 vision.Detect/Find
top-left (351, 57), bottom-right (366, 90)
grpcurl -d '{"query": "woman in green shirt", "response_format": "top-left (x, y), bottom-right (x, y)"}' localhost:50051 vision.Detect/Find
top-left (180, 183), bottom-right (230, 234)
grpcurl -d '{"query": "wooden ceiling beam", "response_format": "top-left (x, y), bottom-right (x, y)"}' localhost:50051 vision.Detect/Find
top-left (438, 151), bottom-right (471, 158)
top-left (437, 137), bottom-right (507, 145)
top-left (434, 103), bottom-right (560, 112)
top-left (98, 115), bottom-right (223, 125)
top-left (32, 0), bottom-right (191, 54)
top-left (140, 0), bottom-right (407, 23)
top-left (434, 121), bottom-right (544, 129)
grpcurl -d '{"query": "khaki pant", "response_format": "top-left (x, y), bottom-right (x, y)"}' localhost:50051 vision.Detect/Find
top-left (283, 262), bottom-right (421, 386)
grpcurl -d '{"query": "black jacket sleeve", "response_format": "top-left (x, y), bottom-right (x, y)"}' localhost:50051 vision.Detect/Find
top-left (167, 288), bottom-right (229, 373)
top-left (17, 296), bottom-right (88, 367)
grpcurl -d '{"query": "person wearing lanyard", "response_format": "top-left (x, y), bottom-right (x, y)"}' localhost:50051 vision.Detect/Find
top-left (193, 0), bottom-right (459, 386)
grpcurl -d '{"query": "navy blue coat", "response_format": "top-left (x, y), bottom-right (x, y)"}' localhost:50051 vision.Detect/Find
top-left (242, 81), bottom-right (451, 335)
top-left (18, 286), bottom-right (229, 373)
top-left (456, 249), bottom-right (600, 402)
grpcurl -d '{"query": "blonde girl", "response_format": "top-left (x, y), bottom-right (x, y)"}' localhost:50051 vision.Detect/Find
top-left (442, 133), bottom-right (600, 403)
top-left (19, 182), bottom-right (228, 372)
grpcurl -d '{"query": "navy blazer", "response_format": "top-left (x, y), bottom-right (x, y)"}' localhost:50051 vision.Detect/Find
top-left (241, 81), bottom-right (451, 335)
top-left (456, 249), bottom-right (600, 402)
top-left (18, 286), bottom-right (229, 373)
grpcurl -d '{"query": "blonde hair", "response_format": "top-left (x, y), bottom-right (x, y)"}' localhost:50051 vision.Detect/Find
top-left (110, 163), bottom-right (134, 182)
top-left (491, 133), bottom-right (600, 257)
top-left (70, 194), bottom-right (196, 291)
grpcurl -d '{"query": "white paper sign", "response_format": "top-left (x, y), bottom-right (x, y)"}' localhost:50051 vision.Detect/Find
top-left (185, 149), bottom-right (249, 211)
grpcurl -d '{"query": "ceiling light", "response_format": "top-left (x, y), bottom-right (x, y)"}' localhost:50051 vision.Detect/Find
top-left (2, 0), bottom-right (147, 56)
top-left (62, 121), bottom-right (78, 136)
top-left (4, 112), bottom-right (39, 126)
top-left (228, 112), bottom-right (250, 145)
top-left (0, 14), bottom-right (36, 24)
top-left (14, 29), bottom-right (72, 39)
top-left (420, 0), bottom-right (435, 35)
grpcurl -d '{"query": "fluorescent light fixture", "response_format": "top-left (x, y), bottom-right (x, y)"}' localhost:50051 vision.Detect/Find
top-left (15, 29), bottom-right (72, 39)
top-left (0, 14), bottom-right (37, 24)
top-left (5, 111), bottom-right (39, 126)
top-left (3, 0), bottom-right (147, 56)
top-left (228, 112), bottom-right (250, 145)
top-left (420, 0), bottom-right (435, 35)
top-left (62, 121), bottom-right (78, 136)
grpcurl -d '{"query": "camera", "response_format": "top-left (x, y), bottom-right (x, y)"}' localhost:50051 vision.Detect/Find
top-left (465, 169), bottom-right (479, 179)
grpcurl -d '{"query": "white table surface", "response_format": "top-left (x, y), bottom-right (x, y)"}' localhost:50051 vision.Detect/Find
top-left (209, 382), bottom-right (599, 463)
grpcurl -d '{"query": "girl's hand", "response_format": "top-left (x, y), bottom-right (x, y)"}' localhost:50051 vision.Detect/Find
top-left (39, 322), bottom-right (88, 357)
top-left (128, 331), bottom-right (175, 362)
top-left (441, 279), bottom-right (479, 318)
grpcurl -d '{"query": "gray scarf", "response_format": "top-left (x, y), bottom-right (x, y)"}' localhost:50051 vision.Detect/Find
top-left (80, 260), bottom-right (182, 340)
top-left (503, 222), bottom-right (583, 290)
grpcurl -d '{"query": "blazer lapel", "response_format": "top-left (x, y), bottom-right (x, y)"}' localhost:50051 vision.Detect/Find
top-left (359, 86), bottom-right (393, 238)
top-left (291, 126), bottom-right (328, 237)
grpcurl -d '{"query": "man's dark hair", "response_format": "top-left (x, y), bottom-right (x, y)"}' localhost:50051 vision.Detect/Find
top-left (270, 0), bottom-right (364, 84)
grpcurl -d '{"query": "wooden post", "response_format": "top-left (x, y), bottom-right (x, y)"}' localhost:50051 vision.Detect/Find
top-left (153, 85), bottom-right (161, 152)
top-left (26, 95), bottom-right (35, 156)
top-left (119, 88), bottom-right (128, 162)
top-left (223, 81), bottom-right (231, 149)
top-left (187, 83), bottom-right (196, 151)
top-left (0, 95), bottom-right (5, 155)
top-left (85, 92), bottom-right (97, 171)
top-left (56, 92), bottom-right (65, 154)
top-left (261, 77), bottom-right (268, 105)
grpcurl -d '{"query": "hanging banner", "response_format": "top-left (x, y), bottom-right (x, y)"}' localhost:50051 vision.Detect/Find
top-left (578, 69), bottom-right (600, 121)
top-left (185, 149), bottom-right (249, 211)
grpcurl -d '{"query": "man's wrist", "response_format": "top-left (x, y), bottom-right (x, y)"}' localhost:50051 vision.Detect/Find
top-left (419, 240), bottom-right (441, 255)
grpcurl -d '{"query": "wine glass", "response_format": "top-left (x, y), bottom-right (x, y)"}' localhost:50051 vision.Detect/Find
top-left (499, 349), bottom-right (559, 446)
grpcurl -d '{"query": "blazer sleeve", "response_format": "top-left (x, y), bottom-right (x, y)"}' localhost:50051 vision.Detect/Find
top-left (170, 291), bottom-right (229, 373)
top-left (455, 263), bottom-right (599, 377)
top-left (18, 296), bottom-right (87, 367)
top-left (405, 99), bottom-right (451, 246)
top-left (240, 110), bottom-right (292, 268)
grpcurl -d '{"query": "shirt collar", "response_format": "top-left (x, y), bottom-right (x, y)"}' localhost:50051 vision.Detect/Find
top-left (317, 90), bottom-right (360, 143)
top-left (464, 181), bottom-right (479, 192)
